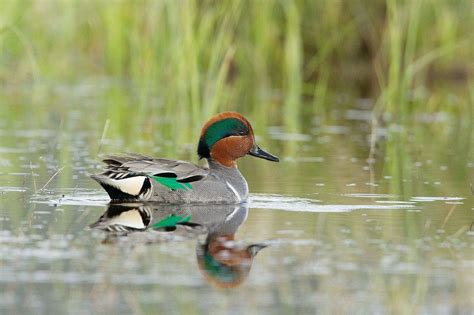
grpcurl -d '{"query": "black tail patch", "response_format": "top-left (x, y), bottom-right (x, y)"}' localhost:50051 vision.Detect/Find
top-left (139, 177), bottom-right (152, 195)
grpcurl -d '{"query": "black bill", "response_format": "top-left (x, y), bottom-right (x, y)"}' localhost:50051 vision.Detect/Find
top-left (248, 145), bottom-right (279, 162)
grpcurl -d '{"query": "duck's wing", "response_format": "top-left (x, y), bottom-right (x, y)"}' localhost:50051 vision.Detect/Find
top-left (91, 154), bottom-right (209, 200)
top-left (102, 154), bottom-right (208, 182)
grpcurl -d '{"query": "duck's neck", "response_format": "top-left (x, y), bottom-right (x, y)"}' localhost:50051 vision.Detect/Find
top-left (208, 158), bottom-right (237, 169)
top-left (209, 154), bottom-right (237, 168)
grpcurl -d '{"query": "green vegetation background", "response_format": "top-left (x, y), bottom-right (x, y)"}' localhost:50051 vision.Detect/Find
top-left (0, 0), bottom-right (472, 165)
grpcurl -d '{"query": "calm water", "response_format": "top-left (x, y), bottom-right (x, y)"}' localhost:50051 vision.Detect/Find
top-left (0, 101), bottom-right (473, 314)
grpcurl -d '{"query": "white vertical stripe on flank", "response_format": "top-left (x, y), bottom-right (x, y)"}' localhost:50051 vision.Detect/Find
top-left (226, 181), bottom-right (241, 203)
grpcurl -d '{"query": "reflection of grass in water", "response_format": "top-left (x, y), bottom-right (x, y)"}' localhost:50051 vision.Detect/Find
top-left (384, 130), bottom-right (412, 199)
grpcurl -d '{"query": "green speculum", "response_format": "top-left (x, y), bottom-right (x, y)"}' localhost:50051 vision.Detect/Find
top-left (152, 176), bottom-right (192, 191)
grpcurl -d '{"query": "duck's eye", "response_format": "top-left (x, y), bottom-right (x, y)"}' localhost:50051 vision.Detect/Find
top-left (237, 130), bottom-right (246, 136)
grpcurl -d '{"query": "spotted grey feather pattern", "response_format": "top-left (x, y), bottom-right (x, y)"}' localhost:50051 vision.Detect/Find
top-left (103, 154), bottom-right (209, 182)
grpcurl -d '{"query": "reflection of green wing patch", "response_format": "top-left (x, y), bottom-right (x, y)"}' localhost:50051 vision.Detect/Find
top-left (152, 176), bottom-right (192, 190)
top-left (151, 214), bottom-right (192, 229)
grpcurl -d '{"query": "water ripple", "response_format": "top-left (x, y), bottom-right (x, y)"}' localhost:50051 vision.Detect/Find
top-left (250, 194), bottom-right (416, 212)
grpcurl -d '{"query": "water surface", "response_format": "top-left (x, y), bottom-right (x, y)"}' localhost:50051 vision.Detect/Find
top-left (0, 101), bottom-right (473, 315)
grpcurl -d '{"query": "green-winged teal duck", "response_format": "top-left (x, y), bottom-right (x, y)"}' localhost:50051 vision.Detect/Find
top-left (91, 112), bottom-right (279, 203)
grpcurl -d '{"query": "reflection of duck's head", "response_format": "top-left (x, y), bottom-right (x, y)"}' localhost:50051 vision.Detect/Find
top-left (197, 235), bottom-right (266, 288)
top-left (195, 204), bottom-right (267, 288)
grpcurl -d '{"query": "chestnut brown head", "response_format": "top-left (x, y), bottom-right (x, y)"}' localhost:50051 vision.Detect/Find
top-left (197, 112), bottom-right (279, 167)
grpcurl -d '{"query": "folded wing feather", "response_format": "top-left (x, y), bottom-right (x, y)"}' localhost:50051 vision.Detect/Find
top-left (102, 154), bottom-right (209, 183)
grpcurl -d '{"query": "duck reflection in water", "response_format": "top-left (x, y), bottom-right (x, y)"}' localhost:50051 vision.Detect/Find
top-left (89, 203), bottom-right (267, 288)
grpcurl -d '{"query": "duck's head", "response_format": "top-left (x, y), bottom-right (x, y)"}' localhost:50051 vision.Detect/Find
top-left (197, 112), bottom-right (279, 167)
